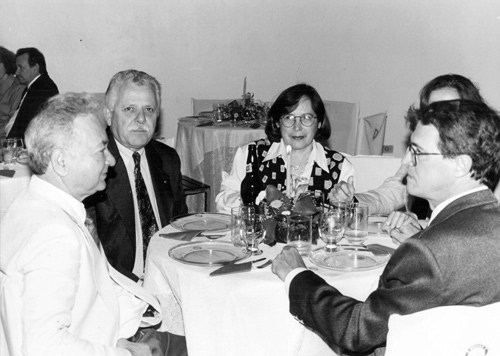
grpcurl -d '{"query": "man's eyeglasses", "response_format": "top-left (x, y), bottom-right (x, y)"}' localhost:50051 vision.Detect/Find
top-left (408, 145), bottom-right (443, 166)
top-left (280, 114), bottom-right (317, 127)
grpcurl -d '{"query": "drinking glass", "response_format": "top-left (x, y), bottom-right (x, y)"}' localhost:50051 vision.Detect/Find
top-left (287, 214), bottom-right (312, 256)
top-left (212, 104), bottom-right (223, 125)
top-left (318, 210), bottom-right (346, 252)
top-left (345, 203), bottom-right (369, 245)
top-left (1, 138), bottom-right (17, 165)
top-left (230, 206), bottom-right (245, 247)
top-left (13, 137), bottom-right (25, 162)
top-left (239, 207), bottom-right (266, 255)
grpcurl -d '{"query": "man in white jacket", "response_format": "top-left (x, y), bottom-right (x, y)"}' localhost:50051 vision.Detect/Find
top-left (0, 93), bottom-right (184, 356)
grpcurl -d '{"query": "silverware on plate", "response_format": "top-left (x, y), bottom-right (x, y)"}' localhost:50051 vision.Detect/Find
top-left (210, 258), bottom-right (266, 276)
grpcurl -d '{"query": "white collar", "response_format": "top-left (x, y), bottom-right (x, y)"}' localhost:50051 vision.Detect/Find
top-left (428, 185), bottom-right (488, 224)
top-left (27, 74), bottom-right (41, 89)
top-left (263, 139), bottom-right (330, 172)
top-left (115, 138), bottom-right (145, 161)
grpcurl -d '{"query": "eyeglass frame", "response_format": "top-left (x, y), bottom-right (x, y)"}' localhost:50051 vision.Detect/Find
top-left (280, 114), bottom-right (317, 127)
top-left (407, 145), bottom-right (445, 166)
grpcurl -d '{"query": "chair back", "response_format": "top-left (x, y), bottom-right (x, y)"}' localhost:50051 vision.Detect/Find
top-left (324, 100), bottom-right (360, 155)
top-left (192, 99), bottom-right (232, 116)
top-left (355, 112), bottom-right (387, 155)
top-left (385, 302), bottom-right (500, 356)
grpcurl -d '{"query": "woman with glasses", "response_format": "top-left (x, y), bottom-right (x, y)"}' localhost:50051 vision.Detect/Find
top-left (331, 73), bottom-right (488, 244)
top-left (215, 83), bottom-right (354, 213)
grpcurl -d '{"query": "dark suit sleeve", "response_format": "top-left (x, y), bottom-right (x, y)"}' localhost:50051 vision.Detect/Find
top-left (289, 238), bottom-right (445, 354)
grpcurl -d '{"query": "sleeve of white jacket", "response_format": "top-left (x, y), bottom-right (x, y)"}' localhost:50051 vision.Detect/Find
top-left (215, 145), bottom-right (249, 213)
top-left (354, 163), bottom-right (408, 215)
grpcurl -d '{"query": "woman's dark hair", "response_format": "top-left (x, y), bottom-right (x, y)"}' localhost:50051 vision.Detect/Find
top-left (265, 83), bottom-right (331, 143)
top-left (0, 46), bottom-right (18, 75)
top-left (406, 74), bottom-right (486, 131)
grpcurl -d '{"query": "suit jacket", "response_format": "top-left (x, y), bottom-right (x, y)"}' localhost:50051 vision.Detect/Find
top-left (86, 131), bottom-right (187, 281)
top-left (0, 176), bottom-right (157, 356)
top-left (7, 74), bottom-right (59, 139)
top-left (289, 189), bottom-right (500, 355)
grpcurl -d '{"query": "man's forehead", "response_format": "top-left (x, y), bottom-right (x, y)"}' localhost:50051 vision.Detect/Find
top-left (411, 123), bottom-right (440, 149)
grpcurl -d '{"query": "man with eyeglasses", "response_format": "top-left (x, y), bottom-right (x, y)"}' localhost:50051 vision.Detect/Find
top-left (272, 100), bottom-right (500, 355)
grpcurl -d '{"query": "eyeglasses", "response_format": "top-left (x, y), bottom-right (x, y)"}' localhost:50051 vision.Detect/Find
top-left (407, 145), bottom-right (443, 166)
top-left (280, 114), bottom-right (317, 127)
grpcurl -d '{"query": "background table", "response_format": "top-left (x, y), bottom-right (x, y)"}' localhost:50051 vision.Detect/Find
top-left (175, 119), bottom-right (266, 212)
top-left (0, 163), bottom-right (31, 219)
top-left (144, 224), bottom-right (397, 356)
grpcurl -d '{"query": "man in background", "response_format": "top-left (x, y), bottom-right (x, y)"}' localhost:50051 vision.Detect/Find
top-left (1, 93), bottom-right (189, 356)
top-left (6, 47), bottom-right (59, 139)
top-left (86, 70), bottom-right (187, 281)
top-left (272, 100), bottom-right (500, 355)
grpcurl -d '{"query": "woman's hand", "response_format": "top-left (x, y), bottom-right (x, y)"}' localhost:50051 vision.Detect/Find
top-left (383, 211), bottom-right (422, 245)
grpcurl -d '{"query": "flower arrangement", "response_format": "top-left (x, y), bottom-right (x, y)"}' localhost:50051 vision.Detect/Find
top-left (260, 185), bottom-right (320, 245)
top-left (220, 92), bottom-right (270, 123)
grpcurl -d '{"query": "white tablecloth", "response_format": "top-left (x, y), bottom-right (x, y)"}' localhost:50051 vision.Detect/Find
top-left (144, 223), bottom-right (397, 356)
top-left (0, 163), bottom-right (31, 219)
top-left (175, 119), bottom-right (266, 212)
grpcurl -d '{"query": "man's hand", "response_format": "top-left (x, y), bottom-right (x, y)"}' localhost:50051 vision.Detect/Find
top-left (329, 176), bottom-right (355, 203)
top-left (383, 211), bottom-right (422, 245)
top-left (117, 338), bottom-right (153, 356)
top-left (272, 246), bottom-right (307, 281)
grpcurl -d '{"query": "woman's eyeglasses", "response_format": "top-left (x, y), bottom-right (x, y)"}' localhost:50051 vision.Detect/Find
top-left (280, 114), bottom-right (317, 127)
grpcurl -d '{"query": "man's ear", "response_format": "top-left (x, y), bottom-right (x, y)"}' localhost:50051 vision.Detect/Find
top-left (51, 148), bottom-right (69, 177)
top-left (104, 107), bottom-right (112, 126)
top-left (454, 154), bottom-right (473, 178)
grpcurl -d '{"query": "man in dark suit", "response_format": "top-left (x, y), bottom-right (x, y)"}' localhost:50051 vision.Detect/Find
top-left (272, 100), bottom-right (500, 355)
top-left (6, 47), bottom-right (59, 139)
top-left (86, 70), bottom-right (187, 282)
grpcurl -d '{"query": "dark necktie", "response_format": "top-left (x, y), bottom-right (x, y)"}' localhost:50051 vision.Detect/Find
top-left (17, 87), bottom-right (28, 109)
top-left (132, 152), bottom-right (158, 263)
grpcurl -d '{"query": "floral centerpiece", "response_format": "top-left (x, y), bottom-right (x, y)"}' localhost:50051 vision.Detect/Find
top-left (220, 92), bottom-right (269, 123)
top-left (258, 185), bottom-right (320, 245)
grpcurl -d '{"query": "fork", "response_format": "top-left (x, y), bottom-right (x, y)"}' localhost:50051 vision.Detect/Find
top-left (256, 259), bottom-right (273, 269)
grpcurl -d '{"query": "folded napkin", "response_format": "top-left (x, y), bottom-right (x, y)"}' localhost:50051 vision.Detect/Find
top-left (0, 170), bottom-right (15, 178)
top-left (160, 230), bottom-right (202, 241)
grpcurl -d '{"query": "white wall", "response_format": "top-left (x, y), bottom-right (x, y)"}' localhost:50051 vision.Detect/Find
top-left (2, 0), bottom-right (499, 157)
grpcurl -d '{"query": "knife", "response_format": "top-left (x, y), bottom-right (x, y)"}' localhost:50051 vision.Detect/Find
top-left (210, 258), bottom-right (266, 277)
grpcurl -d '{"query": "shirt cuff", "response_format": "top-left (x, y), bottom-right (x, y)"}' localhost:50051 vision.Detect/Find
top-left (284, 267), bottom-right (308, 295)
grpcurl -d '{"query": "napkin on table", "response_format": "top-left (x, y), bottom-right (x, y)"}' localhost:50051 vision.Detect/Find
top-left (0, 170), bottom-right (15, 178)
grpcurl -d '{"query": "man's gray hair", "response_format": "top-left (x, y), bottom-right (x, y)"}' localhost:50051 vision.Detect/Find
top-left (104, 69), bottom-right (161, 111)
top-left (25, 92), bottom-right (104, 175)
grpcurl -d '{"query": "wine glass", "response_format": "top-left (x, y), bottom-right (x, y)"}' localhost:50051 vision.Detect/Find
top-left (318, 210), bottom-right (346, 252)
top-left (240, 211), bottom-right (266, 255)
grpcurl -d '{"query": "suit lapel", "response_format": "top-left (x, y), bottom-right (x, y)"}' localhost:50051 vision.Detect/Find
top-left (106, 134), bottom-right (136, 244)
top-left (145, 142), bottom-right (174, 227)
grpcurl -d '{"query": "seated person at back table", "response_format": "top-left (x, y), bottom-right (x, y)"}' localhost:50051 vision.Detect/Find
top-left (85, 70), bottom-right (187, 282)
top-left (0, 92), bottom-right (186, 356)
top-left (0, 46), bottom-right (25, 137)
top-left (215, 83), bottom-right (354, 213)
top-left (331, 74), bottom-right (488, 243)
top-left (272, 99), bottom-right (500, 356)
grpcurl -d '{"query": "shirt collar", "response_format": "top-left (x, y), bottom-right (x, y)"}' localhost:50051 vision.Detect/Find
top-left (263, 139), bottom-right (329, 172)
top-left (27, 74), bottom-right (41, 89)
top-left (30, 175), bottom-right (86, 224)
top-left (115, 138), bottom-right (145, 164)
top-left (428, 185), bottom-right (488, 224)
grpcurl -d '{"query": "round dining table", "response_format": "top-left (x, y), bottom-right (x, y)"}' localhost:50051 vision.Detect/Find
top-left (143, 217), bottom-right (400, 356)
top-left (175, 118), bottom-right (266, 213)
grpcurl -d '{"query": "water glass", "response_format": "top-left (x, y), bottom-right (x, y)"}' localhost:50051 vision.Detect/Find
top-left (287, 214), bottom-right (312, 256)
top-left (212, 103), bottom-right (223, 124)
top-left (345, 203), bottom-right (369, 245)
top-left (1, 138), bottom-right (17, 165)
top-left (319, 210), bottom-right (346, 252)
top-left (230, 207), bottom-right (245, 247)
top-left (240, 207), bottom-right (266, 255)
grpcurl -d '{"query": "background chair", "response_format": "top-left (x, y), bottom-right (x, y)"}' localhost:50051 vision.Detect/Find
top-left (324, 100), bottom-right (360, 155)
top-left (385, 302), bottom-right (500, 356)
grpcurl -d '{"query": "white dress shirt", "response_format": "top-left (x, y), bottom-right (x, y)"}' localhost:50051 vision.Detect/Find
top-left (115, 139), bottom-right (161, 278)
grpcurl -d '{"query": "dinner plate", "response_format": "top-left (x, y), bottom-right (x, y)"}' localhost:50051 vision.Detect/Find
top-left (169, 241), bottom-right (249, 266)
top-left (170, 213), bottom-right (232, 232)
top-left (308, 245), bottom-right (391, 272)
